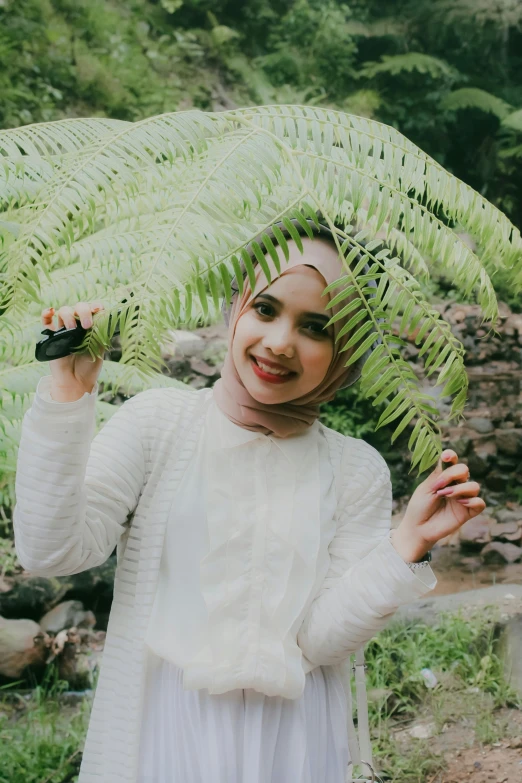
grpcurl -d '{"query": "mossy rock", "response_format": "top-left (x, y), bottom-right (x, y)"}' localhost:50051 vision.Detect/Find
top-left (0, 558), bottom-right (116, 623)
top-left (0, 575), bottom-right (73, 621)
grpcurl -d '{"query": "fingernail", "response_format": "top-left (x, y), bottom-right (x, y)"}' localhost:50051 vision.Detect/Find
top-left (457, 498), bottom-right (470, 505)
top-left (436, 487), bottom-right (453, 496)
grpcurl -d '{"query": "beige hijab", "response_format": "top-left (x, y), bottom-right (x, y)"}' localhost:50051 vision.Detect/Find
top-left (212, 236), bottom-right (376, 438)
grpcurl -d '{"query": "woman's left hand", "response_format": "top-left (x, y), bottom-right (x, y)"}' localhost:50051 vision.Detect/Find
top-left (391, 449), bottom-right (486, 563)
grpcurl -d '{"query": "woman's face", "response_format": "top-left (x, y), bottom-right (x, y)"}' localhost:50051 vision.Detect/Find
top-left (232, 250), bottom-right (335, 405)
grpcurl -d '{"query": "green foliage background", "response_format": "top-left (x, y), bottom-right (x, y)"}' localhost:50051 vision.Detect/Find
top-left (2, 0), bottom-right (522, 235)
top-left (0, 1), bottom-right (518, 213)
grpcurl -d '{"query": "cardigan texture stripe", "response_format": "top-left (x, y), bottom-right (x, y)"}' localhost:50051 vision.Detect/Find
top-left (13, 376), bottom-right (437, 782)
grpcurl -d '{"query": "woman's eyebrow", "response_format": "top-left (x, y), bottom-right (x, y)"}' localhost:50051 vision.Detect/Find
top-left (254, 293), bottom-right (330, 324)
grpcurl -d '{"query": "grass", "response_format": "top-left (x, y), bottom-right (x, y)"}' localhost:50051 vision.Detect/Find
top-left (0, 608), bottom-right (519, 782)
top-left (0, 667), bottom-right (93, 783)
top-left (360, 605), bottom-right (522, 781)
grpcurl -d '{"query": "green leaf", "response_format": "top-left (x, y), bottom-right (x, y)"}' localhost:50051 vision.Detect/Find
top-left (391, 407), bottom-right (417, 443)
top-left (251, 240), bottom-right (273, 284)
top-left (282, 217), bottom-right (304, 253)
top-left (260, 232), bottom-right (282, 275)
top-left (377, 396), bottom-right (411, 429)
top-left (372, 376), bottom-right (402, 406)
top-left (231, 255), bottom-right (245, 297)
top-left (272, 225), bottom-right (290, 262)
top-left (340, 316), bottom-right (374, 347)
top-left (342, 329), bottom-right (380, 363)
top-left (289, 210), bottom-right (315, 240)
top-left (325, 297), bottom-right (363, 326)
top-left (240, 247), bottom-right (258, 295)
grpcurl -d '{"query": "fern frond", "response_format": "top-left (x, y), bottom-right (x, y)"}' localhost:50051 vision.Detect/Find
top-left (499, 144), bottom-right (522, 159)
top-left (358, 53), bottom-right (455, 79)
top-left (441, 88), bottom-right (512, 119)
top-left (344, 19), bottom-right (407, 38)
top-left (502, 109), bottom-right (522, 133)
top-left (1, 105), bottom-right (521, 474)
top-left (435, 0), bottom-right (522, 29)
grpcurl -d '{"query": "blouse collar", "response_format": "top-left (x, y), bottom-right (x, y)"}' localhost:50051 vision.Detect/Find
top-left (209, 395), bottom-right (320, 468)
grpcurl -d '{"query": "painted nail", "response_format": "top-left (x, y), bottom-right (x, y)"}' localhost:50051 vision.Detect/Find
top-left (457, 498), bottom-right (471, 505)
top-left (436, 487), bottom-right (454, 496)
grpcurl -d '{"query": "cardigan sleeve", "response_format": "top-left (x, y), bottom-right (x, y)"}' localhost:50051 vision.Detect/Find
top-left (297, 440), bottom-right (437, 667)
top-left (13, 375), bottom-right (149, 577)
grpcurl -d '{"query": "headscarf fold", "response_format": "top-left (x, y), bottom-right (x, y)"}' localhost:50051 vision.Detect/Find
top-left (212, 219), bottom-right (381, 438)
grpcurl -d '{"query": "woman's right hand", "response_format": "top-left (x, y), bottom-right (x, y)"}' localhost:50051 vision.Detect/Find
top-left (41, 302), bottom-right (106, 401)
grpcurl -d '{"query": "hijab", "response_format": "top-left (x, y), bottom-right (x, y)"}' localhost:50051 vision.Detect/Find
top-left (212, 222), bottom-right (380, 438)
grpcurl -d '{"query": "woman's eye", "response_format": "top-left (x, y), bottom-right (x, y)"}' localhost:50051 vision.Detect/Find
top-left (306, 323), bottom-right (327, 335)
top-left (253, 304), bottom-right (329, 337)
top-left (255, 304), bottom-right (272, 317)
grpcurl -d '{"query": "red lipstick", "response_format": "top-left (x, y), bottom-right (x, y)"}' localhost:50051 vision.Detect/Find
top-left (250, 356), bottom-right (296, 384)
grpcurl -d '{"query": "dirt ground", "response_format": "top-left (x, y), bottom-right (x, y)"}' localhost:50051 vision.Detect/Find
top-left (440, 742), bottom-right (522, 783)
top-left (392, 706), bottom-right (522, 782)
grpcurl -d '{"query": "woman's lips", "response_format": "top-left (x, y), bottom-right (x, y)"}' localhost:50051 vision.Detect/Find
top-left (250, 356), bottom-right (296, 384)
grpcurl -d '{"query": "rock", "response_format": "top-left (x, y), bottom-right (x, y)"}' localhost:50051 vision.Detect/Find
top-left (467, 439), bottom-right (497, 476)
top-left (442, 428), bottom-right (473, 456)
top-left (503, 313), bottom-right (522, 337)
top-left (494, 508), bottom-right (522, 524)
top-left (39, 600), bottom-right (96, 635)
top-left (51, 627), bottom-right (95, 690)
top-left (458, 515), bottom-right (493, 548)
top-left (468, 417), bottom-right (495, 434)
top-left (495, 428), bottom-right (522, 456)
top-left (0, 559), bottom-right (116, 628)
top-left (161, 329), bottom-right (205, 360)
top-left (0, 617), bottom-right (51, 678)
top-left (189, 356), bottom-right (219, 377)
top-left (481, 541), bottom-right (522, 564)
top-left (0, 574), bottom-right (72, 621)
top-left (502, 529), bottom-right (522, 542)
top-left (460, 556), bottom-right (483, 572)
top-left (488, 521), bottom-right (520, 540)
top-left (395, 721), bottom-right (438, 740)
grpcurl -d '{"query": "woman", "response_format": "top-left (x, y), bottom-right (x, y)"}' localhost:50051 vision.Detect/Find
top-left (13, 225), bottom-right (485, 783)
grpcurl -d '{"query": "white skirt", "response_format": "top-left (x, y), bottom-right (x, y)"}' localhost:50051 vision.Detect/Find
top-left (137, 649), bottom-right (350, 783)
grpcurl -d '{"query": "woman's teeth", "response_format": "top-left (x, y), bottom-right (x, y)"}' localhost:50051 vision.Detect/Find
top-left (255, 359), bottom-right (291, 376)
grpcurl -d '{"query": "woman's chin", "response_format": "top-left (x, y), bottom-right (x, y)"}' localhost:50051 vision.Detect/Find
top-left (240, 374), bottom-right (294, 404)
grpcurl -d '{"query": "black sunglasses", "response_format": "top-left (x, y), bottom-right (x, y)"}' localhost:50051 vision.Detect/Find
top-left (35, 299), bottom-right (136, 362)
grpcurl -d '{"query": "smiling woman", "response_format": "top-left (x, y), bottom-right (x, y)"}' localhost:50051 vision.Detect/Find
top-left (232, 247), bottom-right (337, 403)
top-left (214, 222), bottom-right (377, 436)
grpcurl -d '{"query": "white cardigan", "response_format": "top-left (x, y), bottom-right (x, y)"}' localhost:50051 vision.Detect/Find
top-left (13, 375), bottom-right (437, 783)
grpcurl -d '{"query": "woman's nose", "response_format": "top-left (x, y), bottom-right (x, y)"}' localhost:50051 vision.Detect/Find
top-left (262, 324), bottom-right (295, 357)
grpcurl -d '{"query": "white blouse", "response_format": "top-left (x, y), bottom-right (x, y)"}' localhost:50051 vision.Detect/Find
top-left (144, 395), bottom-right (339, 698)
